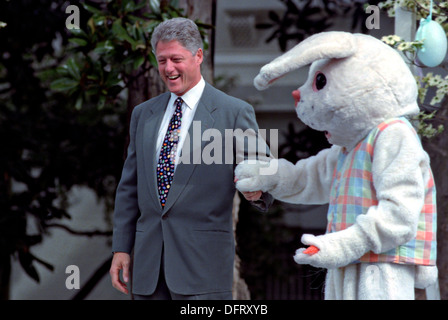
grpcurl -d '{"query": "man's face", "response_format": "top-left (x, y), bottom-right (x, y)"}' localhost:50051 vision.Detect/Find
top-left (156, 40), bottom-right (203, 96)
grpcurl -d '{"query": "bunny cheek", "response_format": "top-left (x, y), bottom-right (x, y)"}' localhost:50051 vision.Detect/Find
top-left (295, 87), bottom-right (332, 126)
top-left (296, 97), bottom-right (338, 145)
top-left (296, 101), bottom-right (328, 130)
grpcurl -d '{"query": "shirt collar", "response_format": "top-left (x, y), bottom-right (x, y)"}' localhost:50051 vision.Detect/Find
top-left (170, 76), bottom-right (205, 110)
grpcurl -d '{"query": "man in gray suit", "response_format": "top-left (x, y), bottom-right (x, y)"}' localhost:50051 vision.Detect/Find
top-left (110, 17), bottom-right (272, 300)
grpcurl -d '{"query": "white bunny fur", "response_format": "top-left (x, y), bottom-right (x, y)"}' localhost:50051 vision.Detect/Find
top-left (236, 32), bottom-right (438, 299)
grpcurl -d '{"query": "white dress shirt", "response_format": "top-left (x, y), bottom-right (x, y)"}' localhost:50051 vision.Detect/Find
top-left (156, 77), bottom-right (206, 167)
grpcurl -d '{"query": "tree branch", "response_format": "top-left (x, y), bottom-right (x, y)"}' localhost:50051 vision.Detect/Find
top-left (72, 256), bottom-right (113, 300)
top-left (45, 223), bottom-right (112, 237)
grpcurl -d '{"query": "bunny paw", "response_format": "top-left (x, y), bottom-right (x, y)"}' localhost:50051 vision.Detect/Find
top-left (234, 160), bottom-right (276, 192)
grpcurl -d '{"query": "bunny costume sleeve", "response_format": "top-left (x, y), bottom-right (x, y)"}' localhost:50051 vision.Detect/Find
top-left (235, 145), bottom-right (341, 204)
top-left (353, 122), bottom-right (429, 254)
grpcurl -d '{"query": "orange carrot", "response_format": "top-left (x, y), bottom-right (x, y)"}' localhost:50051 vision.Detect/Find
top-left (303, 245), bottom-right (319, 255)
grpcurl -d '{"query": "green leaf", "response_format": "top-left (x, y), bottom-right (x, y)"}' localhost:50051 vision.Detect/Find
top-left (143, 20), bottom-right (159, 34)
top-left (82, 3), bottom-right (103, 15)
top-left (149, 0), bottom-right (161, 15)
top-left (122, 55), bottom-right (136, 65)
top-left (86, 87), bottom-right (101, 97)
top-left (66, 58), bottom-right (81, 80)
top-left (126, 14), bottom-right (143, 24)
top-left (87, 74), bottom-right (99, 81)
top-left (129, 23), bottom-right (138, 38)
top-left (74, 93), bottom-right (83, 110)
top-left (93, 40), bottom-right (115, 55)
top-left (98, 94), bottom-right (106, 110)
top-left (112, 19), bottom-right (136, 45)
top-left (50, 78), bottom-right (79, 91)
top-left (55, 66), bottom-right (69, 76)
top-left (124, 0), bottom-right (137, 13)
top-left (134, 0), bottom-right (149, 11)
top-left (69, 37), bottom-right (88, 47)
top-left (105, 70), bottom-right (121, 87)
top-left (68, 28), bottom-right (88, 39)
top-left (148, 51), bottom-right (158, 68)
top-left (133, 55), bottom-right (145, 69)
top-left (93, 14), bottom-right (107, 26)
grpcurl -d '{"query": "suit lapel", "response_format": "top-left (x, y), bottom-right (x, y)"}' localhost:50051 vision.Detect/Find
top-left (142, 94), bottom-right (170, 210)
top-left (163, 85), bottom-right (217, 213)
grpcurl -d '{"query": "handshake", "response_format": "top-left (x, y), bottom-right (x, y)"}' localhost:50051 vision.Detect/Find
top-left (234, 159), bottom-right (277, 201)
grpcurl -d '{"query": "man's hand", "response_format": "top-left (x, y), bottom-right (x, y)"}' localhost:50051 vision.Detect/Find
top-left (234, 176), bottom-right (263, 201)
top-left (110, 252), bottom-right (130, 294)
top-left (241, 190), bottom-right (262, 201)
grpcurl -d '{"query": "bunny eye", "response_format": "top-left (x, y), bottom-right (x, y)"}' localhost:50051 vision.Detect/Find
top-left (314, 72), bottom-right (327, 91)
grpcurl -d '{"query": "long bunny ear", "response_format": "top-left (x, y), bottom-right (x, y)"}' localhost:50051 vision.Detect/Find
top-left (254, 31), bottom-right (358, 90)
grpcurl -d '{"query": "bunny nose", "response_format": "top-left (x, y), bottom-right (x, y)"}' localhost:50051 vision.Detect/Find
top-left (292, 89), bottom-right (301, 106)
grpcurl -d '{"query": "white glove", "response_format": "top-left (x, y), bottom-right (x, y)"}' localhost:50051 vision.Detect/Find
top-left (234, 159), bottom-right (278, 193)
top-left (293, 224), bottom-right (371, 269)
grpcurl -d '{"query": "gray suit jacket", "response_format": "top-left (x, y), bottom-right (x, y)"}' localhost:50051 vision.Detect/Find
top-left (112, 83), bottom-right (272, 295)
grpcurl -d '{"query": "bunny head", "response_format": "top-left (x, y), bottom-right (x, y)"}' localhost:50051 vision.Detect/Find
top-left (254, 32), bottom-right (420, 150)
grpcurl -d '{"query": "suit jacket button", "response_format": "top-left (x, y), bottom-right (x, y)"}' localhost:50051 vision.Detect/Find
top-left (162, 215), bottom-right (168, 220)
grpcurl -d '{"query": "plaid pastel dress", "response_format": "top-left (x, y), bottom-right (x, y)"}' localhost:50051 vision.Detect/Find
top-left (326, 117), bottom-right (437, 266)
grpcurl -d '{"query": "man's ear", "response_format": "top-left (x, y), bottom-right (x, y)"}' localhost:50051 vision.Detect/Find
top-left (195, 48), bottom-right (204, 65)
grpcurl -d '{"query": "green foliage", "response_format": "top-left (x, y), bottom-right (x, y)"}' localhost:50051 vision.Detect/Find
top-left (381, 34), bottom-right (424, 55)
top-left (0, 0), bottom-right (76, 285)
top-left (414, 110), bottom-right (445, 138)
top-left (51, 0), bottom-right (211, 111)
top-left (420, 72), bottom-right (448, 106)
top-left (380, 0), bottom-right (448, 24)
top-left (51, 0), bottom-right (170, 110)
top-left (379, 0), bottom-right (447, 138)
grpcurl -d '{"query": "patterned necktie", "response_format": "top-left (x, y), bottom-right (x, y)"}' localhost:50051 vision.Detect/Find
top-left (157, 97), bottom-right (183, 208)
